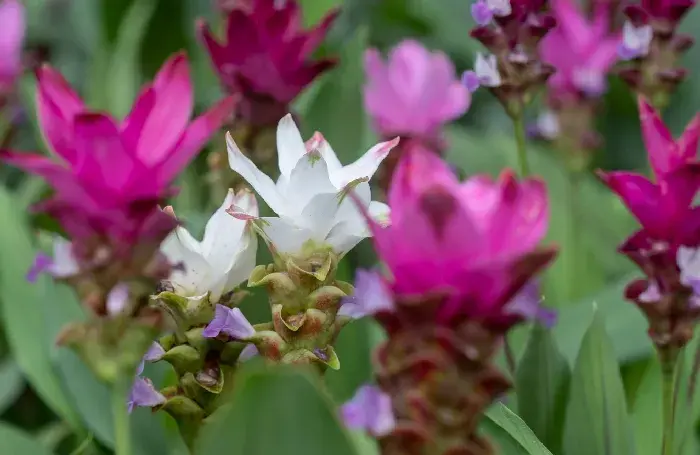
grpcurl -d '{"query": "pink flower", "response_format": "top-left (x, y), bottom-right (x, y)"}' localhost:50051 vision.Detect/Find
top-left (198, 0), bottom-right (338, 127)
top-left (0, 0), bottom-right (25, 93)
top-left (541, 0), bottom-right (619, 98)
top-left (363, 40), bottom-right (470, 140)
top-left (599, 97), bottom-right (700, 273)
top-left (2, 53), bottom-right (236, 254)
top-left (360, 147), bottom-right (556, 327)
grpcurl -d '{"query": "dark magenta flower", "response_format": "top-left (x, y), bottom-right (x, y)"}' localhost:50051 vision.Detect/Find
top-left (198, 0), bottom-right (338, 127)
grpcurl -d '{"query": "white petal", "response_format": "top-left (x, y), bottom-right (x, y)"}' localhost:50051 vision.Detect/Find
top-left (330, 137), bottom-right (400, 189)
top-left (161, 227), bottom-right (210, 296)
top-left (226, 132), bottom-right (286, 216)
top-left (326, 221), bottom-right (368, 256)
top-left (49, 237), bottom-right (79, 278)
top-left (368, 201), bottom-right (391, 227)
top-left (298, 192), bottom-right (342, 239)
top-left (286, 152), bottom-right (336, 214)
top-left (276, 114), bottom-right (307, 178)
top-left (309, 132), bottom-right (343, 173)
top-left (334, 181), bottom-right (372, 226)
top-left (260, 217), bottom-right (315, 255)
top-left (223, 231), bottom-right (258, 292)
top-left (475, 53), bottom-right (501, 87)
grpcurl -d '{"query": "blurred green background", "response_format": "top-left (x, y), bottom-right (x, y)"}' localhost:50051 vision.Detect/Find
top-left (2, 0), bottom-right (700, 454)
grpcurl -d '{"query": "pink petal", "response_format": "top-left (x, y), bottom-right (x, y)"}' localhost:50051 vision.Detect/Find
top-left (137, 52), bottom-right (194, 166)
top-left (552, 0), bottom-right (591, 54)
top-left (300, 9), bottom-right (340, 58)
top-left (73, 113), bottom-right (134, 193)
top-left (0, 0), bottom-right (24, 82)
top-left (36, 66), bottom-right (85, 163)
top-left (599, 171), bottom-right (666, 236)
top-left (638, 96), bottom-right (675, 176)
top-left (156, 95), bottom-right (237, 186)
top-left (1, 150), bottom-right (69, 187)
top-left (121, 86), bottom-right (156, 153)
top-left (196, 19), bottom-right (232, 76)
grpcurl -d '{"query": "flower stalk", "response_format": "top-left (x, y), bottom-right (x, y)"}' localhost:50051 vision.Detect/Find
top-left (112, 375), bottom-right (133, 455)
top-left (660, 348), bottom-right (679, 455)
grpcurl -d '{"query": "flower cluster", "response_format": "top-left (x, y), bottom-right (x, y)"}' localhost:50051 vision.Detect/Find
top-left (600, 96), bottom-right (700, 358)
top-left (3, 53), bottom-right (235, 382)
top-left (617, 0), bottom-right (696, 108)
top-left (341, 147), bottom-right (557, 453)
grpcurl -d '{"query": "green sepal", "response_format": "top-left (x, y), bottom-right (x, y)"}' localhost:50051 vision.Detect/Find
top-left (162, 345), bottom-right (203, 375)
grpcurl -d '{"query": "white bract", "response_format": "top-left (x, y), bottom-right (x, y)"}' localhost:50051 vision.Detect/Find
top-left (226, 114), bottom-right (397, 257)
top-left (160, 189), bottom-right (258, 306)
top-left (474, 53), bottom-right (502, 87)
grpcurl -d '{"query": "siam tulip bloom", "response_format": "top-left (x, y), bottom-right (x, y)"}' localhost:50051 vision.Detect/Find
top-left (160, 189), bottom-right (258, 306)
top-left (0, 0), bottom-right (24, 96)
top-left (198, 0), bottom-right (338, 127)
top-left (541, 0), bottom-right (620, 98)
top-left (361, 147), bottom-right (556, 327)
top-left (340, 385), bottom-right (395, 437)
top-left (363, 40), bottom-right (470, 143)
top-left (346, 148), bottom-right (557, 453)
top-left (227, 114), bottom-right (397, 258)
top-left (2, 53), bottom-right (236, 267)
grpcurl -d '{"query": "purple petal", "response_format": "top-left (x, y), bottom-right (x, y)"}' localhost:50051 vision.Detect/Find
top-left (341, 385), bottom-right (395, 437)
top-left (638, 281), bottom-right (661, 303)
top-left (127, 376), bottom-right (165, 413)
top-left (461, 70), bottom-right (481, 93)
top-left (239, 343), bottom-right (258, 362)
top-left (504, 281), bottom-right (556, 327)
top-left (617, 42), bottom-right (641, 60)
top-left (202, 304), bottom-right (255, 339)
top-left (26, 253), bottom-right (52, 283)
top-left (471, 0), bottom-right (493, 25)
top-left (144, 342), bottom-right (165, 362)
top-left (338, 269), bottom-right (394, 319)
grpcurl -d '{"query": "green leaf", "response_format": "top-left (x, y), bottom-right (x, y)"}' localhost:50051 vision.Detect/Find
top-left (0, 423), bottom-right (55, 455)
top-left (0, 187), bottom-right (82, 431)
top-left (196, 364), bottom-right (359, 455)
top-left (482, 403), bottom-right (554, 454)
top-left (630, 356), bottom-right (662, 455)
top-left (553, 273), bottom-right (651, 365)
top-left (0, 360), bottom-right (24, 414)
top-left (515, 324), bottom-right (571, 453)
top-left (563, 307), bottom-right (636, 455)
top-left (105, 0), bottom-right (159, 118)
top-left (299, 0), bottom-right (341, 26)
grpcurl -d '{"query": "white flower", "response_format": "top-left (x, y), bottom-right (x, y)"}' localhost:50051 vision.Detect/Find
top-left (474, 53), bottom-right (501, 87)
top-left (619, 21), bottom-right (652, 60)
top-left (226, 114), bottom-right (397, 257)
top-left (160, 189), bottom-right (258, 306)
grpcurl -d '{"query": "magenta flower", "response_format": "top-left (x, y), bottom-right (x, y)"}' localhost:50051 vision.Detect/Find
top-left (599, 97), bottom-right (700, 274)
top-left (364, 40), bottom-right (470, 142)
top-left (2, 53), bottom-right (236, 256)
top-left (541, 0), bottom-right (619, 98)
top-left (359, 147), bottom-right (556, 328)
top-left (0, 0), bottom-right (24, 95)
top-left (198, 0), bottom-right (338, 127)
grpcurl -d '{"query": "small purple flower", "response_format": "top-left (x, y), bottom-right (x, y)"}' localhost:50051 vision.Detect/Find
top-left (505, 281), bottom-right (557, 328)
top-left (618, 21), bottom-right (653, 60)
top-left (462, 71), bottom-right (481, 93)
top-left (338, 269), bottom-right (395, 319)
top-left (340, 385), bottom-right (395, 437)
top-left (531, 110), bottom-right (560, 140)
top-left (202, 304), bottom-right (256, 339)
top-left (239, 343), bottom-right (259, 362)
top-left (144, 342), bottom-right (165, 362)
top-left (471, 0), bottom-right (494, 25)
top-left (462, 53), bottom-right (502, 93)
top-left (677, 246), bottom-right (700, 296)
top-left (26, 253), bottom-right (52, 283)
top-left (127, 376), bottom-right (166, 413)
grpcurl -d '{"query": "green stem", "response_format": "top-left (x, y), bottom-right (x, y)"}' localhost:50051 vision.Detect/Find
top-left (661, 351), bottom-right (679, 455)
top-left (512, 112), bottom-right (531, 177)
top-left (112, 377), bottom-right (132, 455)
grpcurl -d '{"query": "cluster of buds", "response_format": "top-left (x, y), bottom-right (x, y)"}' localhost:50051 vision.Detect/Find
top-left (127, 189), bottom-right (258, 447)
top-left (198, 0), bottom-right (338, 190)
top-left (363, 40), bottom-right (470, 191)
top-left (7, 54), bottom-right (235, 384)
top-left (463, 0), bottom-right (558, 117)
top-left (599, 97), bottom-right (700, 368)
top-left (341, 148), bottom-right (557, 455)
top-left (616, 0), bottom-right (696, 109)
top-left (530, 0), bottom-right (620, 171)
